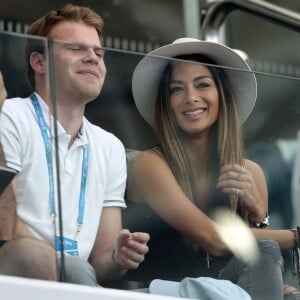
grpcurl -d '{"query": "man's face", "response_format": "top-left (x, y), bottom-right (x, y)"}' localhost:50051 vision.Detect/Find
top-left (47, 21), bottom-right (106, 104)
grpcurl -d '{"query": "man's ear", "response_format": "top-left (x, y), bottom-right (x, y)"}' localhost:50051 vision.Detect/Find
top-left (29, 52), bottom-right (46, 75)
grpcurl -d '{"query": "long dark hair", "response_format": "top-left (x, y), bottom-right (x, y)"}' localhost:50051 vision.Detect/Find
top-left (155, 54), bottom-right (245, 212)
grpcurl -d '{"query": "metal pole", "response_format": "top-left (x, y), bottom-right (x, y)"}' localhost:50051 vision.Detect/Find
top-left (183, 0), bottom-right (201, 38)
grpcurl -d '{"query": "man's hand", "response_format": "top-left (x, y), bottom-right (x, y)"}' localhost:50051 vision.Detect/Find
top-left (112, 229), bottom-right (150, 270)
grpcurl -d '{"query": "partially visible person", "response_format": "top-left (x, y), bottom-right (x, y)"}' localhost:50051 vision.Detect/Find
top-left (292, 136), bottom-right (300, 226)
top-left (0, 71), bottom-right (16, 243)
top-left (0, 71), bottom-right (6, 107)
top-left (125, 38), bottom-right (300, 299)
top-left (0, 72), bottom-right (57, 280)
top-left (0, 4), bottom-right (149, 286)
top-left (247, 139), bottom-right (297, 229)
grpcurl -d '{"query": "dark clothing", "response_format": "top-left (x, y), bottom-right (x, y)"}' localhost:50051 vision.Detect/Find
top-left (0, 240), bottom-right (7, 248)
top-left (122, 203), bottom-right (284, 300)
top-left (123, 203), bottom-right (230, 282)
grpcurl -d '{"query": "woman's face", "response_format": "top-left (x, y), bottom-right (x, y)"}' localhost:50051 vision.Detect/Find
top-left (169, 61), bottom-right (219, 136)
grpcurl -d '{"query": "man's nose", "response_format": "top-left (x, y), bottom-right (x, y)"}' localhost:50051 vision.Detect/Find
top-left (83, 48), bottom-right (99, 63)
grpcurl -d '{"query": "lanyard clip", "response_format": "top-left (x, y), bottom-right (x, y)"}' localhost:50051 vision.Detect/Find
top-left (74, 223), bottom-right (82, 241)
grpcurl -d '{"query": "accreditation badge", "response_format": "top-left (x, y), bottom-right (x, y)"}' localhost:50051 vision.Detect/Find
top-left (55, 235), bottom-right (79, 256)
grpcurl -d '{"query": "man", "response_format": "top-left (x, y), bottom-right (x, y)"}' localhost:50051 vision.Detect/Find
top-left (0, 4), bottom-right (149, 286)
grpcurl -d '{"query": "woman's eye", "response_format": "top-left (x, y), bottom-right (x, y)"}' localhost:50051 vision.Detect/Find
top-left (170, 86), bottom-right (182, 93)
top-left (197, 82), bottom-right (210, 89)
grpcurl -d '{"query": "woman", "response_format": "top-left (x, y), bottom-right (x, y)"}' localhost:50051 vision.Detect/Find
top-left (125, 38), bottom-right (300, 300)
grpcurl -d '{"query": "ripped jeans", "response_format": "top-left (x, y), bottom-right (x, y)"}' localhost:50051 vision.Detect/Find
top-left (219, 239), bottom-right (284, 300)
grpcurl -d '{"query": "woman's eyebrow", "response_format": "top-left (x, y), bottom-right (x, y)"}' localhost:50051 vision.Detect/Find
top-left (169, 79), bottom-right (183, 84)
top-left (169, 76), bottom-right (212, 84)
top-left (193, 75), bottom-right (212, 81)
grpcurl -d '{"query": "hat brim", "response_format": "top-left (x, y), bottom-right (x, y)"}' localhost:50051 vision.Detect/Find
top-left (149, 277), bottom-right (251, 299)
top-left (149, 279), bottom-right (180, 297)
top-left (132, 40), bottom-right (257, 127)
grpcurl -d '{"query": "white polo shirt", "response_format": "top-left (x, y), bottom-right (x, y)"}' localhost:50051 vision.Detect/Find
top-left (0, 93), bottom-right (127, 260)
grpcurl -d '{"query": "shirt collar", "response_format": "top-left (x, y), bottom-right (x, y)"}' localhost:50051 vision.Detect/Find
top-left (32, 92), bottom-right (89, 146)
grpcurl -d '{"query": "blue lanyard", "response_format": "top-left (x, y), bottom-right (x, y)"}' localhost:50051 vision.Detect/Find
top-left (30, 93), bottom-right (88, 239)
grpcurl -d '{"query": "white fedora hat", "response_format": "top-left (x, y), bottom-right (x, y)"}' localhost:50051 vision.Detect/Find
top-left (132, 37), bottom-right (257, 127)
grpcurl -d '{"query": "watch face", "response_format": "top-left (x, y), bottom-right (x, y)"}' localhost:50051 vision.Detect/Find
top-left (256, 214), bottom-right (270, 228)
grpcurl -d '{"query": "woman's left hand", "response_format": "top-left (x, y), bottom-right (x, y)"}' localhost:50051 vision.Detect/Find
top-left (216, 162), bottom-right (267, 223)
